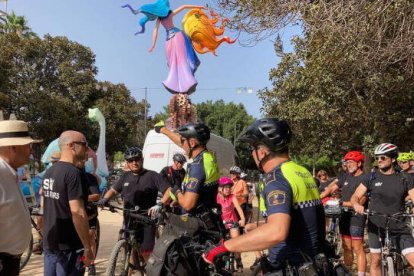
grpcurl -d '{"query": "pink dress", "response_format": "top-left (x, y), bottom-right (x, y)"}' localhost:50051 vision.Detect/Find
top-left (217, 194), bottom-right (238, 229)
top-left (160, 13), bottom-right (200, 94)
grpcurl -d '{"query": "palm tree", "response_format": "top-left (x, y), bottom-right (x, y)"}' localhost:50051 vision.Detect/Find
top-left (0, 11), bottom-right (37, 38)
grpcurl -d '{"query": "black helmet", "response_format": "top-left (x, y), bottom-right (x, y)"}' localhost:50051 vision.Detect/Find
top-left (124, 146), bottom-right (143, 160)
top-left (177, 122), bottom-right (210, 145)
top-left (238, 118), bottom-right (292, 151)
top-left (172, 153), bottom-right (186, 163)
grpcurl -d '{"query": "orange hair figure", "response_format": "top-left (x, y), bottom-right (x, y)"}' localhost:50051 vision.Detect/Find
top-left (182, 8), bottom-right (236, 56)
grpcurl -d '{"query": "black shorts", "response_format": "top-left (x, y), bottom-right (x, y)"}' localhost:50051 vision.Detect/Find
top-left (367, 221), bottom-right (414, 255)
top-left (121, 221), bottom-right (156, 253)
top-left (338, 213), bottom-right (366, 239)
top-left (89, 217), bottom-right (98, 229)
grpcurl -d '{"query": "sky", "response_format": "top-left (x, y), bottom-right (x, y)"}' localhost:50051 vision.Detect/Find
top-left (3, 0), bottom-right (301, 119)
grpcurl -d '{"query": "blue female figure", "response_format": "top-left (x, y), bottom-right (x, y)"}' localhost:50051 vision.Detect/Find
top-left (123, 0), bottom-right (205, 94)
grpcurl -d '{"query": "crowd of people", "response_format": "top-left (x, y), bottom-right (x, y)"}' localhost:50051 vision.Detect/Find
top-left (1, 117), bottom-right (414, 276)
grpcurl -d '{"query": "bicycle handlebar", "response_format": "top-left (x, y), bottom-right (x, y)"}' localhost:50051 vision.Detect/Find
top-left (97, 202), bottom-right (158, 225)
top-left (363, 209), bottom-right (413, 218)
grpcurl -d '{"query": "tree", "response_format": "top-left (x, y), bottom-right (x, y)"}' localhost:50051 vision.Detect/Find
top-left (153, 100), bottom-right (256, 169)
top-left (0, 11), bottom-right (37, 38)
top-left (0, 33), bottom-right (142, 154)
top-left (215, 0), bottom-right (414, 158)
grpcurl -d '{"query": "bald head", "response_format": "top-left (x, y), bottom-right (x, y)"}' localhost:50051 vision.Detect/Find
top-left (58, 130), bottom-right (88, 164)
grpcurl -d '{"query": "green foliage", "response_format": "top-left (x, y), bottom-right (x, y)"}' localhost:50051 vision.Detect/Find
top-left (195, 100), bottom-right (256, 170)
top-left (0, 11), bottom-right (37, 38)
top-left (0, 33), bottom-right (144, 154)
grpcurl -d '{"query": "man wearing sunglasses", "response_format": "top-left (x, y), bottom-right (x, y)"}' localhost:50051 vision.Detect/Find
top-left (320, 151), bottom-right (368, 275)
top-left (203, 118), bottom-right (325, 274)
top-left (42, 131), bottom-right (93, 276)
top-left (99, 146), bottom-right (171, 262)
top-left (352, 143), bottom-right (414, 276)
top-left (397, 152), bottom-right (414, 174)
top-left (154, 121), bottom-right (219, 214)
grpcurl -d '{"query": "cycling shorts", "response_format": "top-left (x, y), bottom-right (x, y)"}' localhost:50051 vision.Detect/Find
top-left (121, 221), bottom-right (156, 253)
top-left (339, 212), bottom-right (366, 239)
top-left (368, 221), bottom-right (414, 255)
top-left (88, 217), bottom-right (98, 229)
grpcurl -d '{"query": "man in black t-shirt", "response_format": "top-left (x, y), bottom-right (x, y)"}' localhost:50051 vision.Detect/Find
top-left (100, 146), bottom-right (171, 262)
top-left (42, 131), bottom-right (93, 276)
top-left (352, 143), bottom-right (414, 276)
top-left (160, 153), bottom-right (186, 189)
top-left (76, 154), bottom-right (100, 276)
top-left (321, 151), bottom-right (368, 274)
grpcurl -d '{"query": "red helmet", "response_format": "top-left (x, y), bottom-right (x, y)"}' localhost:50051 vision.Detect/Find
top-left (344, 151), bottom-right (365, 162)
top-left (218, 176), bottom-right (233, 186)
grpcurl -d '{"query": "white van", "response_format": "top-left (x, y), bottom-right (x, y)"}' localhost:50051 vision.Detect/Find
top-left (143, 130), bottom-right (237, 174)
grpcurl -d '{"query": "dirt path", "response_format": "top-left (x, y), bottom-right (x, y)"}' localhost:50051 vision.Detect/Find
top-left (20, 209), bottom-right (257, 275)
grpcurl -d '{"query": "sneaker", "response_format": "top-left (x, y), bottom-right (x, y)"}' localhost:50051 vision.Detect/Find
top-left (88, 264), bottom-right (96, 276)
top-left (250, 258), bottom-right (260, 270)
top-left (236, 258), bottom-right (243, 273)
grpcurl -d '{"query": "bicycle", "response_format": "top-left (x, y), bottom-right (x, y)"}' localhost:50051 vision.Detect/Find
top-left (324, 201), bottom-right (345, 258)
top-left (364, 209), bottom-right (411, 276)
top-left (20, 206), bottom-right (43, 270)
top-left (103, 204), bottom-right (158, 276)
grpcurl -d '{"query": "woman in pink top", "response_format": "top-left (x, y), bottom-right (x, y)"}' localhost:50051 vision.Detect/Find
top-left (217, 176), bottom-right (245, 272)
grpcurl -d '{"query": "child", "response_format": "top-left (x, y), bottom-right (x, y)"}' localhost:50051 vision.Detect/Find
top-left (217, 176), bottom-right (245, 272)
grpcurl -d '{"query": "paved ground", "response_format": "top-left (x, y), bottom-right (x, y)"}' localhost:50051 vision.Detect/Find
top-left (20, 208), bottom-right (257, 275)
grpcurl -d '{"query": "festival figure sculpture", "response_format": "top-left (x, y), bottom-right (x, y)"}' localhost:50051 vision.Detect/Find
top-left (122, 0), bottom-right (235, 128)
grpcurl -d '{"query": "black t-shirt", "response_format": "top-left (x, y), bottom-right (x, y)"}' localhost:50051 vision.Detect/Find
top-left (160, 166), bottom-right (185, 189)
top-left (318, 178), bottom-right (335, 194)
top-left (363, 171), bottom-right (414, 231)
top-left (113, 169), bottom-right (170, 210)
top-left (82, 171), bottom-right (99, 218)
top-left (338, 173), bottom-right (369, 202)
top-left (42, 161), bottom-right (89, 251)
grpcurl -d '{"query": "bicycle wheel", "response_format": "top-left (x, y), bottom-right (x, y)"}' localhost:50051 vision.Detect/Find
top-left (105, 239), bottom-right (130, 276)
top-left (95, 218), bottom-right (100, 256)
top-left (386, 256), bottom-right (396, 276)
top-left (20, 234), bottom-right (33, 270)
top-left (251, 264), bottom-right (264, 276)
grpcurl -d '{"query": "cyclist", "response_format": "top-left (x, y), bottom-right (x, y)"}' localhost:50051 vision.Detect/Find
top-left (229, 166), bottom-right (250, 221)
top-left (160, 153), bottom-right (186, 190)
top-left (155, 121), bottom-right (220, 215)
top-left (203, 118), bottom-right (325, 274)
top-left (317, 170), bottom-right (337, 205)
top-left (320, 151), bottom-right (368, 275)
top-left (397, 152), bottom-right (414, 174)
top-left (76, 153), bottom-right (100, 276)
top-left (217, 176), bottom-right (245, 272)
top-left (98, 146), bottom-right (171, 262)
top-left (352, 143), bottom-right (414, 276)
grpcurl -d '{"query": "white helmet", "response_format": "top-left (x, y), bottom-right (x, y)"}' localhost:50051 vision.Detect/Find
top-left (229, 166), bottom-right (242, 174)
top-left (374, 143), bottom-right (398, 158)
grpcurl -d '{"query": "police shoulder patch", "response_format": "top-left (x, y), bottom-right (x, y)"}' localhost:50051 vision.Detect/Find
top-left (267, 190), bottom-right (286, 206)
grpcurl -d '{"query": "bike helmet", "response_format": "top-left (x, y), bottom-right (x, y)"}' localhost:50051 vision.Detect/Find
top-left (218, 176), bottom-right (233, 186)
top-left (397, 152), bottom-right (414, 162)
top-left (177, 122), bottom-right (210, 145)
top-left (344, 151), bottom-right (365, 163)
top-left (172, 153), bottom-right (186, 163)
top-left (229, 166), bottom-right (241, 174)
top-left (374, 143), bottom-right (398, 158)
top-left (124, 146), bottom-right (143, 160)
top-left (238, 118), bottom-right (292, 151)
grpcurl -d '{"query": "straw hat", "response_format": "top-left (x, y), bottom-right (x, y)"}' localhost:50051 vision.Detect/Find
top-left (0, 120), bottom-right (42, 147)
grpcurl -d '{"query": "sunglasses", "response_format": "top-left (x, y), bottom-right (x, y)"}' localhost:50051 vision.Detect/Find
top-left (127, 157), bottom-right (142, 163)
top-left (375, 155), bottom-right (389, 161)
top-left (398, 161), bottom-right (409, 164)
top-left (72, 141), bottom-right (88, 148)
